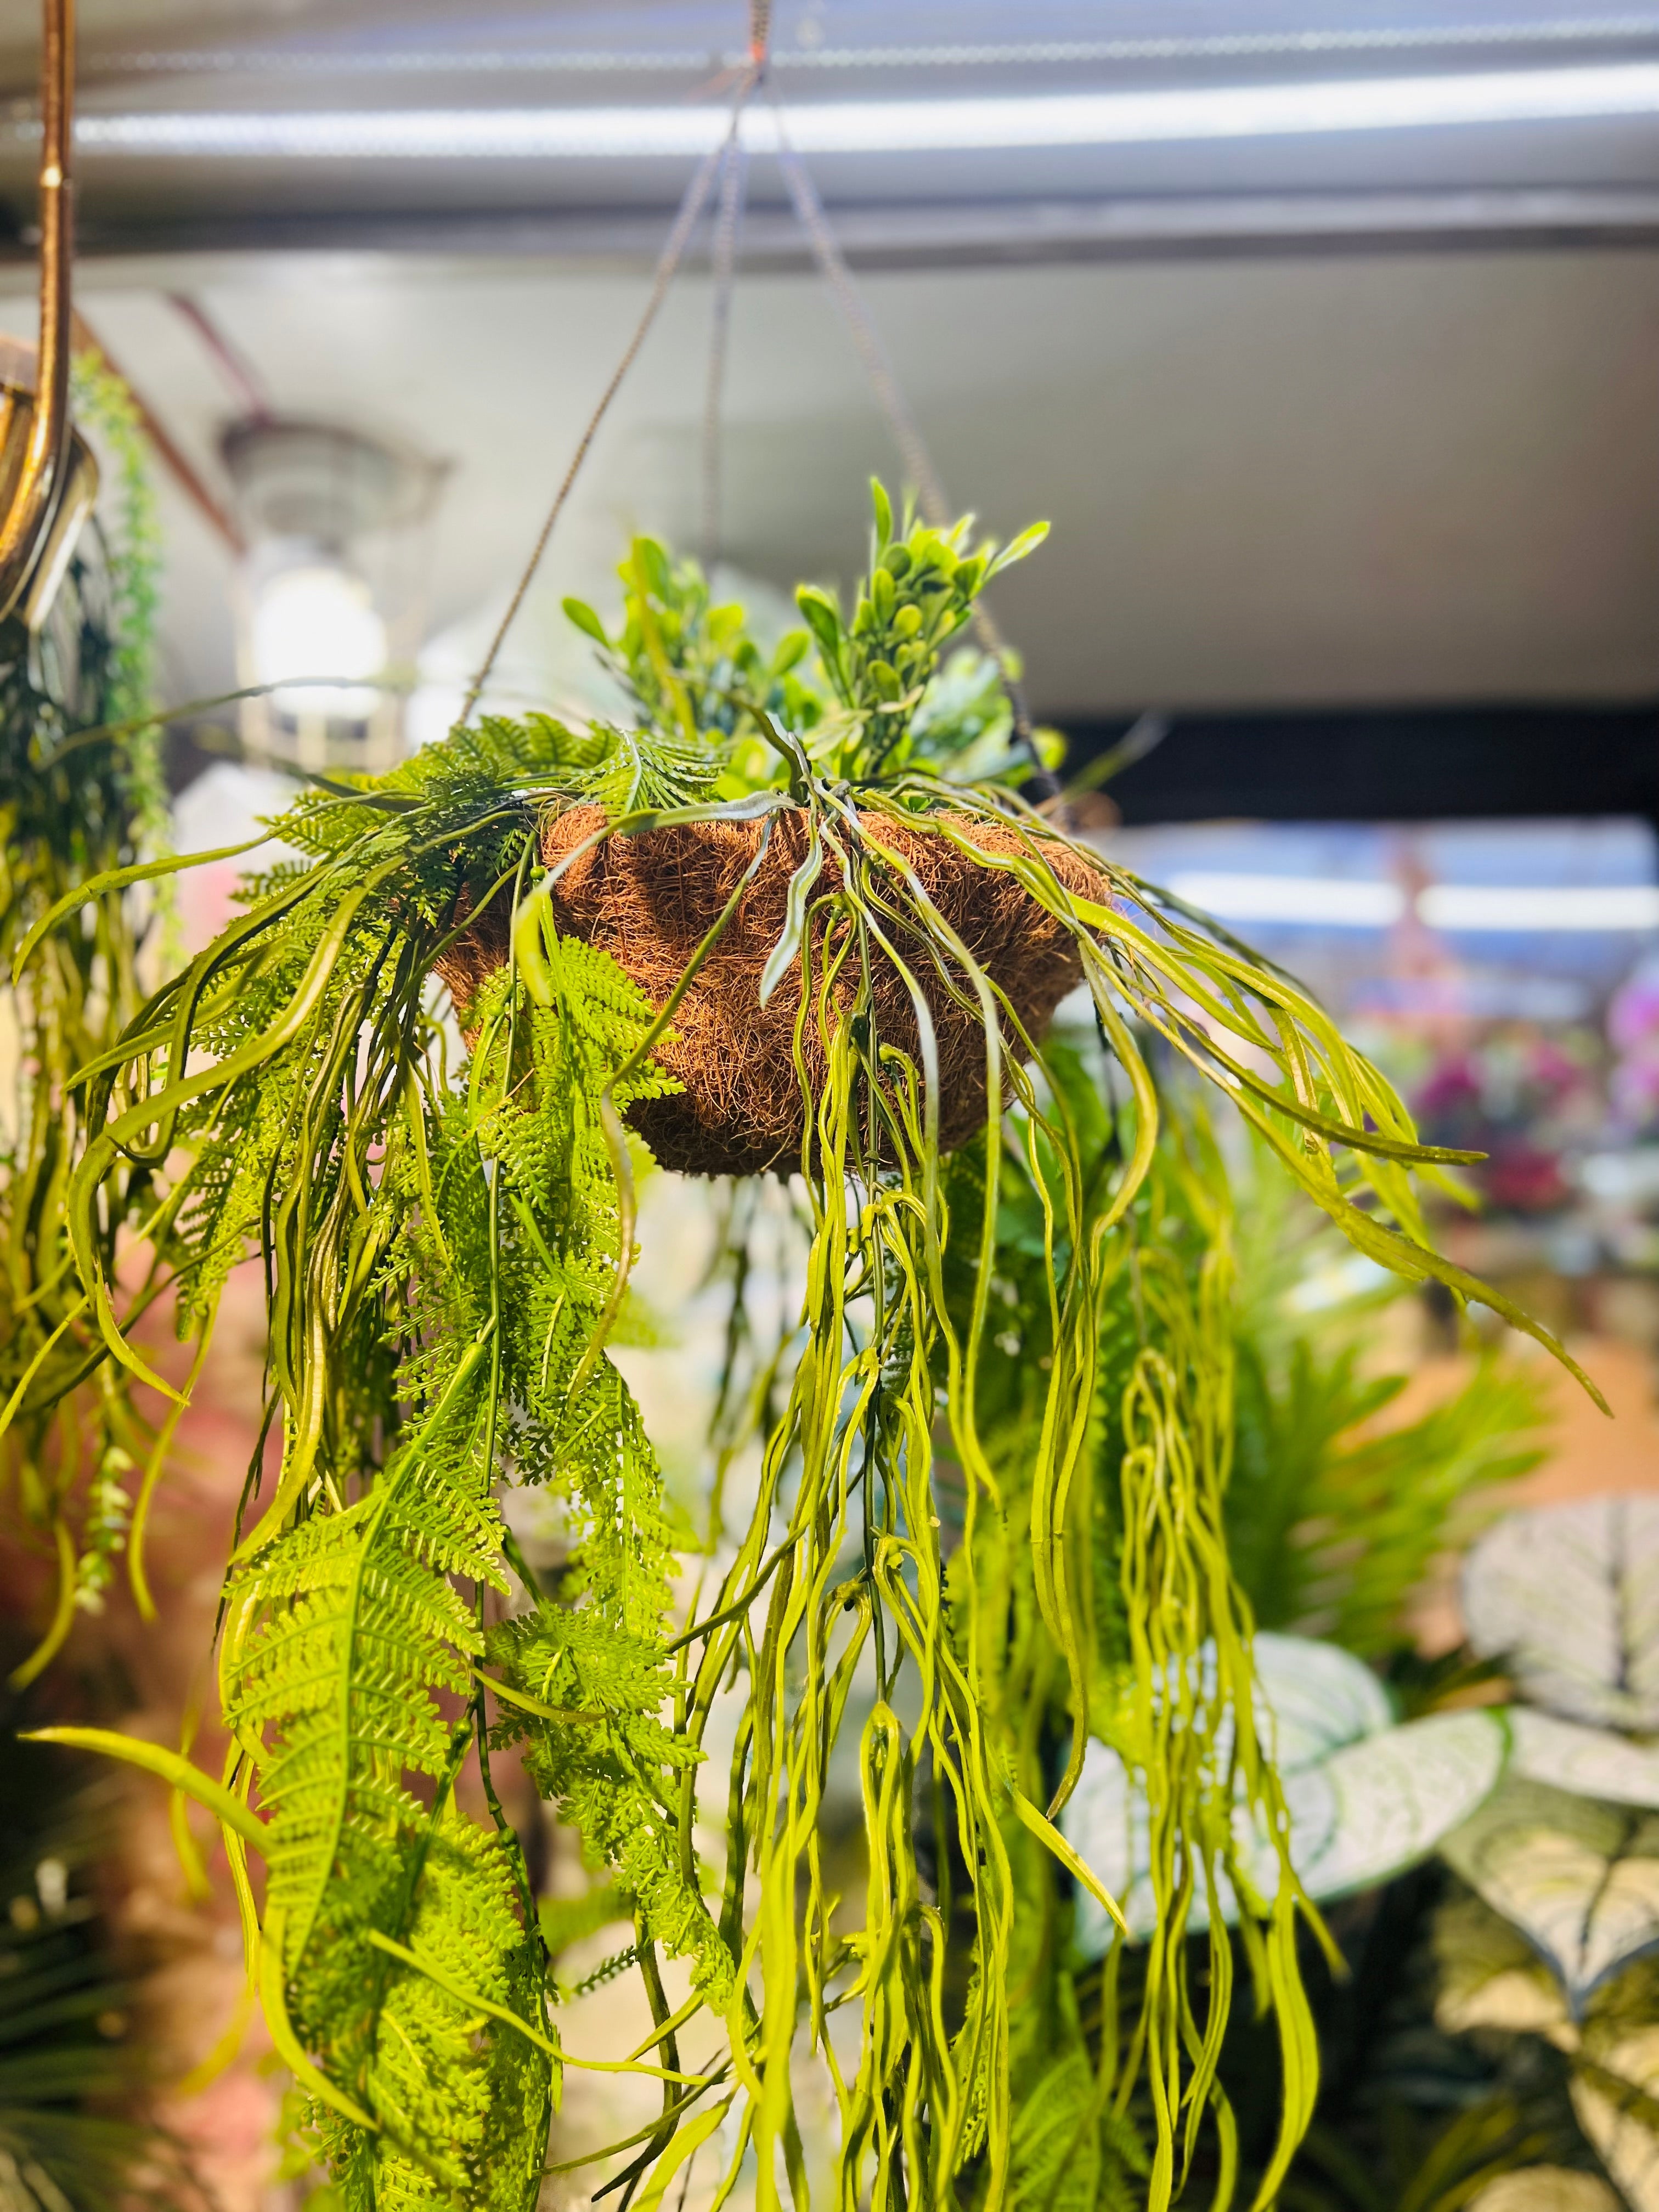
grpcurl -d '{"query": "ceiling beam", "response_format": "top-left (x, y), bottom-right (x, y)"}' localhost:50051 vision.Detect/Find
top-left (8, 187), bottom-right (1659, 276)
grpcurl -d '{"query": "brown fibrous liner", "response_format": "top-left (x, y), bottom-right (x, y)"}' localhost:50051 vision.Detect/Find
top-left (436, 802), bottom-right (1109, 1177)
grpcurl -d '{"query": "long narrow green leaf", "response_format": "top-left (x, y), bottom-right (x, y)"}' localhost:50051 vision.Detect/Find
top-left (22, 1726), bottom-right (266, 1845)
top-left (12, 834), bottom-right (268, 983)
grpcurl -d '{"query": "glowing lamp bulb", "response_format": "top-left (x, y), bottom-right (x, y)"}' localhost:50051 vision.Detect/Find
top-left (252, 565), bottom-right (386, 721)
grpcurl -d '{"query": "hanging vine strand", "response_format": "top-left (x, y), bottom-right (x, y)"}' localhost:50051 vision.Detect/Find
top-left (1, 345), bottom-right (169, 1689)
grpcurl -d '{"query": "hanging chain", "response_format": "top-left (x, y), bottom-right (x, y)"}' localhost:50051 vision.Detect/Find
top-left (465, 120), bottom-right (749, 716)
top-left (771, 117), bottom-right (949, 529)
top-left (467, 0), bottom-right (1053, 792)
top-left (698, 0), bottom-right (768, 573)
top-left (465, 12), bottom-right (775, 717)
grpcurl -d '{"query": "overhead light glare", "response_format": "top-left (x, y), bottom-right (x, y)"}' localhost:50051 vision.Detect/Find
top-left (1166, 872), bottom-right (1659, 932)
top-left (252, 564), bottom-right (387, 721)
top-left (1167, 873), bottom-right (1406, 927)
top-left (60, 63), bottom-right (1659, 160)
top-left (1419, 883), bottom-right (1659, 930)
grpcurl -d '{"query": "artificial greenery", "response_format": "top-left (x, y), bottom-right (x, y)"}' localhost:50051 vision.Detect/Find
top-left (1178, 1485), bottom-right (1659, 2212)
top-left (1223, 1180), bottom-right (1545, 1658)
top-left (0, 1657), bottom-right (211, 2210)
top-left (27, 486), bottom-right (1597, 2210)
top-left (0, 348), bottom-right (167, 1685)
top-left (1207, 1861), bottom-right (1600, 2212)
top-left (1054, 1487), bottom-right (1659, 2209)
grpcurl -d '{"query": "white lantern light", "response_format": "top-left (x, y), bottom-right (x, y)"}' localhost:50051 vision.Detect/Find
top-left (223, 419), bottom-right (443, 774)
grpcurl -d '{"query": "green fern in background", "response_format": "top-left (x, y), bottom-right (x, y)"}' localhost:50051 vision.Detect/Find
top-left (1224, 1175), bottom-right (1545, 1657)
top-left (0, 1678), bottom-right (206, 2210)
top-left (1229, 1331), bottom-right (1543, 1660)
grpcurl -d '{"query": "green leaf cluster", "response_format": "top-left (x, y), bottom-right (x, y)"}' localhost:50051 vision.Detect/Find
top-left (564, 532), bottom-right (822, 787)
top-left (795, 484), bottom-right (1045, 778)
top-left (562, 482), bottom-right (1053, 793)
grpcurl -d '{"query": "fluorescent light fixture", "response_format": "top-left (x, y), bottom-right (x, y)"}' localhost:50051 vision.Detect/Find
top-left (63, 62), bottom-right (1659, 160)
top-left (1166, 873), bottom-right (1406, 927)
top-left (1419, 883), bottom-right (1659, 930)
top-left (1167, 873), bottom-right (1659, 932)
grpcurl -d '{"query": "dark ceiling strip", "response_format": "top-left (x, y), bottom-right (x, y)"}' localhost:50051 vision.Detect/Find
top-left (15, 188), bottom-right (1659, 271)
top-left (1060, 704), bottom-right (1659, 825)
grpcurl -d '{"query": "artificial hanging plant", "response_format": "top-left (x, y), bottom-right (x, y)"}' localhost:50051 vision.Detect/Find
top-left (26, 486), bottom-right (1603, 2211)
top-left (0, 346), bottom-right (169, 1677)
top-left (0, 349), bottom-right (223, 2205)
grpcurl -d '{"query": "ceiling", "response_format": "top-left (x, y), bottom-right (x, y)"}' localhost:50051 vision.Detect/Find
top-left (1, 1), bottom-right (1656, 759)
top-left (9, 0), bottom-right (1659, 253)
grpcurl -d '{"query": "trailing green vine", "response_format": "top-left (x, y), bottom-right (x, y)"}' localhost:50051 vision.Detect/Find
top-left (0, 346), bottom-right (166, 1683)
top-left (29, 484), bottom-right (1596, 2210)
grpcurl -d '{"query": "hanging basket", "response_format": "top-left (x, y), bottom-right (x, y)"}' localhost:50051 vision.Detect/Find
top-left (437, 802), bottom-right (1109, 1176)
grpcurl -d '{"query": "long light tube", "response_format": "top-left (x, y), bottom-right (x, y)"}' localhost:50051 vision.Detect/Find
top-left (1167, 872), bottom-right (1407, 928)
top-left (1418, 883), bottom-right (1659, 931)
top-left (1167, 872), bottom-right (1659, 932)
top-left (61, 63), bottom-right (1659, 160)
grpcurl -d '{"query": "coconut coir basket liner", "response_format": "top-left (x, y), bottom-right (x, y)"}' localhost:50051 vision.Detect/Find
top-left (438, 804), bottom-right (1109, 1177)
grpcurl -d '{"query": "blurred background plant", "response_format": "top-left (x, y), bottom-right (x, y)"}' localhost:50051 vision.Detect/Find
top-left (0, 345), bottom-right (170, 1688)
top-left (0, 348), bottom-right (209, 2206)
top-left (0, 1660), bottom-right (206, 2211)
top-left (1042, 1098), bottom-right (1659, 2212)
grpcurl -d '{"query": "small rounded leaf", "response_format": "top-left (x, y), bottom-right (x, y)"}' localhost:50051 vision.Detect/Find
top-left (562, 597), bottom-right (610, 646)
top-left (795, 586), bottom-right (845, 654)
top-left (870, 477), bottom-right (894, 552)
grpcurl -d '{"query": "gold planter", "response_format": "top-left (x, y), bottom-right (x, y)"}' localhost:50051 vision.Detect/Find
top-left (0, 358), bottom-right (97, 630)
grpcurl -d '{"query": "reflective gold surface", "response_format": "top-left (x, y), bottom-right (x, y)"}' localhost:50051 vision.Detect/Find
top-left (0, 0), bottom-right (77, 627)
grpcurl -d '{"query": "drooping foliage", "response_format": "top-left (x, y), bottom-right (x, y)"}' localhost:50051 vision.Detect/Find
top-left (31, 486), bottom-right (1594, 2210)
top-left (0, 351), bottom-right (167, 1683)
top-left (0, 354), bottom-right (228, 2204)
top-left (936, 1051), bottom-right (1319, 2209)
top-left (946, 1050), bottom-right (1558, 2204)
